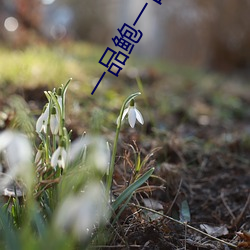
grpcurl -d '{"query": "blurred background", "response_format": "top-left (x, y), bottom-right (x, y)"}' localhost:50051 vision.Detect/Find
top-left (1, 0), bottom-right (250, 72)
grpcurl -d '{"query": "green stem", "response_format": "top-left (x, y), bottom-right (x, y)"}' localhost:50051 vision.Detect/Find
top-left (49, 92), bottom-right (63, 136)
top-left (61, 78), bottom-right (72, 127)
top-left (52, 134), bottom-right (56, 152)
top-left (45, 97), bottom-right (53, 164)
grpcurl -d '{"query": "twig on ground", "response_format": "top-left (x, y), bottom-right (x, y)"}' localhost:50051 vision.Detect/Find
top-left (130, 203), bottom-right (238, 249)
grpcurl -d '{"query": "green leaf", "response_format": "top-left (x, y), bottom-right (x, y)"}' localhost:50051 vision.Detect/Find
top-left (0, 208), bottom-right (21, 250)
top-left (179, 199), bottom-right (191, 222)
top-left (112, 167), bottom-right (154, 211)
top-left (32, 209), bottom-right (46, 237)
top-left (112, 193), bottom-right (133, 225)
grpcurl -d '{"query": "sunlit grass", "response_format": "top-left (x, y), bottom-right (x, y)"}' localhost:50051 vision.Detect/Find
top-left (0, 42), bottom-right (102, 87)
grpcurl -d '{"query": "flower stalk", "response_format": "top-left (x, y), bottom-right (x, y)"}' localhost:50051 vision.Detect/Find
top-left (106, 92), bottom-right (141, 196)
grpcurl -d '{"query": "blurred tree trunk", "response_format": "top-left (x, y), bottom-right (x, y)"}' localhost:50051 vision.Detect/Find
top-left (16, 0), bottom-right (41, 31)
top-left (204, 0), bottom-right (250, 71)
top-left (15, 0), bottom-right (42, 45)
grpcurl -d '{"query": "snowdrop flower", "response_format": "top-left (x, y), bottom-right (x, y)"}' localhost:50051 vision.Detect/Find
top-left (54, 182), bottom-right (109, 240)
top-left (67, 135), bottom-right (110, 173)
top-left (87, 137), bottom-right (110, 173)
top-left (36, 103), bottom-right (50, 133)
top-left (50, 106), bottom-right (59, 135)
top-left (120, 99), bottom-right (144, 128)
top-left (51, 143), bottom-right (67, 169)
top-left (0, 130), bottom-right (33, 190)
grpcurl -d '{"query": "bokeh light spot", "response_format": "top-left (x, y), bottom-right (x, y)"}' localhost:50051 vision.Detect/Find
top-left (41, 0), bottom-right (55, 5)
top-left (4, 17), bottom-right (19, 32)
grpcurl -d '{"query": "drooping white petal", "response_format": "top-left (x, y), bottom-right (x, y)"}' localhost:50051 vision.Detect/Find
top-left (59, 148), bottom-right (67, 169)
top-left (50, 114), bottom-right (59, 135)
top-left (41, 121), bottom-right (47, 133)
top-left (51, 147), bottom-right (61, 168)
top-left (128, 107), bottom-right (136, 128)
top-left (116, 108), bottom-right (129, 125)
top-left (57, 158), bottom-right (65, 169)
top-left (36, 113), bottom-right (45, 133)
top-left (36, 104), bottom-right (50, 134)
top-left (51, 147), bottom-right (67, 169)
top-left (135, 109), bottom-right (144, 125)
top-left (121, 108), bottom-right (129, 121)
top-left (43, 104), bottom-right (50, 119)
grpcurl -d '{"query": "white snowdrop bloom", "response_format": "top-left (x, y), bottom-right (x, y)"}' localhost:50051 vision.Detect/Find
top-left (120, 99), bottom-right (144, 128)
top-left (67, 136), bottom-right (87, 164)
top-left (54, 182), bottom-right (109, 240)
top-left (0, 130), bottom-right (33, 189)
top-left (36, 103), bottom-right (50, 133)
top-left (89, 137), bottom-right (110, 173)
top-left (50, 106), bottom-right (59, 135)
top-left (51, 145), bottom-right (67, 169)
top-left (67, 136), bottom-right (110, 173)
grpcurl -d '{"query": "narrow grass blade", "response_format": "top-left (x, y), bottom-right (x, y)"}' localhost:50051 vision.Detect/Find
top-left (112, 167), bottom-right (154, 211)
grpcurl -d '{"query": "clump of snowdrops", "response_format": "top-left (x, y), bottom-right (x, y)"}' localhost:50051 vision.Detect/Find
top-left (0, 79), bottom-right (154, 249)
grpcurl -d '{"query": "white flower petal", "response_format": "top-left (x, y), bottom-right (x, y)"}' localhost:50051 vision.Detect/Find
top-left (55, 183), bottom-right (109, 240)
top-left (60, 148), bottom-right (67, 169)
top-left (36, 113), bottom-right (45, 133)
top-left (44, 104), bottom-right (50, 119)
top-left (58, 159), bottom-right (64, 169)
top-left (67, 137), bottom-right (88, 163)
top-left (128, 107), bottom-right (136, 128)
top-left (36, 104), bottom-right (50, 134)
top-left (6, 133), bottom-right (32, 170)
top-left (0, 131), bottom-right (33, 190)
top-left (50, 114), bottom-right (59, 135)
top-left (92, 138), bottom-right (110, 173)
top-left (116, 116), bottom-right (120, 125)
top-left (135, 109), bottom-right (144, 125)
top-left (51, 147), bottom-right (67, 169)
top-left (51, 147), bottom-right (61, 168)
top-left (41, 122), bottom-right (47, 133)
top-left (0, 130), bottom-right (13, 151)
top-left (121, 108), bottom-right (129, 121)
